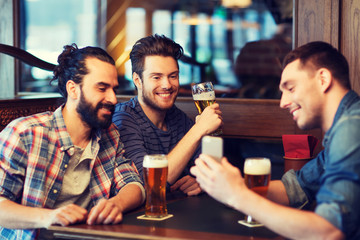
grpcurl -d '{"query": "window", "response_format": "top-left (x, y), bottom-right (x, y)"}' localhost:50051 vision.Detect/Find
top-left (19, 0), bottom-right (293, 99)
top-left (120, 0), bottom-right (292, 98)
top-left (19, 0), bottom-right (98, 94)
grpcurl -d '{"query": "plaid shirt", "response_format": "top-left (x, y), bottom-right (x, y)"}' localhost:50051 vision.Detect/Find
top-left (0, 106), bottom-right (143, 239)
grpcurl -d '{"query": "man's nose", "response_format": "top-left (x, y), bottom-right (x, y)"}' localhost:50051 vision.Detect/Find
top-left (107, 89), bottom-right (117, 105)
top-left (280, 92), bottom-right (290, 109)
top-left (161, 77), bottom-right (172, 89)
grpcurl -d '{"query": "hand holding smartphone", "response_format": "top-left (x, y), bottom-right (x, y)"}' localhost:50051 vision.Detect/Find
top-left (201, 136), bottom-right (223, 162)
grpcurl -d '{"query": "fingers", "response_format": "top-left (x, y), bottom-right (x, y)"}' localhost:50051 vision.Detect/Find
top-left (187, 186), bottom-right (202, 196)
top-left (199, 154), bottom-right (224, 170)
top-left (172, 176), bottom-right (202, 195)
top-left (50, 204), bottom-right (87, 227)
top-left (190, 159), bottom-right (215, 192)
top-left (87, 199), bottom-right (123, 225)
top-left (196, 104), bottom-right (223, 134)
top-left (170, 176), bottom-right (187, 191)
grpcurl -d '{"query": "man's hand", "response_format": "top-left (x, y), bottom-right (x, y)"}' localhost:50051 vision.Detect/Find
top-left (87, 198), bottom-right (123, 225)
top-left (190, 154), bottom-right (246, 206)
top-left (195, 103), bottom-right (223, 136)
top-left (46, 204), bottom-right (87, 228)
top-left (170, 175), bottom-right (202, 196)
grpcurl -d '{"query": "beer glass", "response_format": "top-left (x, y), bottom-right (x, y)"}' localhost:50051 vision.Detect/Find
top-left (191, 82), bottom-right (222, 136)
top-left (143, 154), bottom-right (168, 218)
top-left (243, 157), bottom-right (271, 225)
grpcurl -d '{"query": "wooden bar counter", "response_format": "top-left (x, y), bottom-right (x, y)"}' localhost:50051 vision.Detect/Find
top-left (45, 193), bottom-right (285, 240)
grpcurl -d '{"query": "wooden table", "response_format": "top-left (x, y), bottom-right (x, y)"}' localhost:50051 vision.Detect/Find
top-left (45, 193), bottom-right (285, 240)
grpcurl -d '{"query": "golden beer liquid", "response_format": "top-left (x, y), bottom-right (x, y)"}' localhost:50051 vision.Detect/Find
top-left (243, 158), bottom-right (271, 224)
top-left (244, 173), bottom-right (270, 197)
top-left (143, 166), bottom-right (168, 217)
top-left (194, 99), bottom-right (216, 114)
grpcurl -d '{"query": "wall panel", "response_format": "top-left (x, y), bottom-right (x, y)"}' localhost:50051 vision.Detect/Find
top-left (341, 0), bottom-right (360, 94)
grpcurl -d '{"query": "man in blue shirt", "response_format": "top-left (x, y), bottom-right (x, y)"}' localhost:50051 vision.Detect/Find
top-left (191, 41), bottom-right (360, 239)
top-left (113, 35), bottom-right (223, 196)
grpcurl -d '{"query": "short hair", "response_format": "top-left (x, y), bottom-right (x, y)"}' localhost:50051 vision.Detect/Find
top-left (283, 41), bottom-right (351, 89)
top-left (129, 34), bottom-right (184, 79)
top-left (51, 43), bottom-right (115, 101)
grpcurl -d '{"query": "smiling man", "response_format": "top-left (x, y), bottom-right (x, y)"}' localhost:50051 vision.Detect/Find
top-left (112, 34), bottom-right (222, 196)
top-left (190, 41), bottom-right (360, 239)
top-left (0, 44), bottom-right (144, 239)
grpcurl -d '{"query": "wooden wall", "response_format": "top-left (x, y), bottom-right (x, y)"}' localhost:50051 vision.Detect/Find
top-left (0, 96), bottom-right (320, 143)
top-left (341, 0), bottom-right (360, 93)
top-left (295, 0), bottom-right (360, 95)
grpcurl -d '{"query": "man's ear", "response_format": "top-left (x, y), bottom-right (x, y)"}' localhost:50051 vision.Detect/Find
top-left (66, 80), bottom-right (80, 100)
top-left (317, 68), bottom-right (332, 93)
top-left (133, 72), bottom-right (142, 90)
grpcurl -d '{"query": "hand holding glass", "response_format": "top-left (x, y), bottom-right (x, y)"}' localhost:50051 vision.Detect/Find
top-left (191, 82), bottom-right (222, 136)
top-left (243, 157), bottom-right (271, 226)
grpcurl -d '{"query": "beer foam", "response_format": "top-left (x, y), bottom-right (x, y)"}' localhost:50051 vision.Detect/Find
top-left (192, 91), bottom-right (215, 101)
top-left (244, 158), bottom-right (271, 175)
top-left (143, 155), bottom-right (168, 168)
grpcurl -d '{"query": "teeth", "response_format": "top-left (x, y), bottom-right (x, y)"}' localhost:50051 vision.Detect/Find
top-left (158, 93), bottom-right (170, 97)
top-left (292, 109), bottom-right (299, 117)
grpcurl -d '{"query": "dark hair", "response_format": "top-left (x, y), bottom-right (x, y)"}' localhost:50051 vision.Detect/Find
top-left (283, 41), bottom-right (351, 89)
top-left (51, 43), bottom-right (115, 101)
top-left (129, 34), bottom-right (184, 78)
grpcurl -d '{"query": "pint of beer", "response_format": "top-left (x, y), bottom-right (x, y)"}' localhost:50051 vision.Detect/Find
top-left (192, 82), bottom-right (216, 114)
top-left (243, 157), bottom-right (271, 224)
top-left (191, 82), bottom-right (222, 135)
top-left (143, 154), bottom-right (168, 218)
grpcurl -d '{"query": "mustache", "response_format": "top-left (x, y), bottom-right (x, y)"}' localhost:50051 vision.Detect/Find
top-left (98, 102), bottom-right (115, 113)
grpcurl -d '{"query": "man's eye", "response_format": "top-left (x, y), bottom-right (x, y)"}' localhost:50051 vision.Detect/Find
top-left (99, 88), bottom-right (106, 91)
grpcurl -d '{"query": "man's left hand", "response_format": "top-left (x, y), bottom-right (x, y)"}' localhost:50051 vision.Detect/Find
top-left (170, 175), bottom-right (202, 196)
top-left (87, 198), bottom-right (123, 225)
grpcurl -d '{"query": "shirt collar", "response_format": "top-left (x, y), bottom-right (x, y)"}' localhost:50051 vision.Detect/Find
top-left (323, 90), bottom-right (359, 143)
top-left (52, 105), bottom-right (103, 154)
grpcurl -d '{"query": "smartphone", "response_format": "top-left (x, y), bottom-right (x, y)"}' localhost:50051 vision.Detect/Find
top-left (201, 135), bottom-right (223, 162)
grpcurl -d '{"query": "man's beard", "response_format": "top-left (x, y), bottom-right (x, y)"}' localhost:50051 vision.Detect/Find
top-left (141, 87), bottom-right (177, 113)
top-left (76, 91), bottom-right (115, 129)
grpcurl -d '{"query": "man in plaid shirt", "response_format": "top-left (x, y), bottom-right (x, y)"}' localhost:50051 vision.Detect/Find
top-left (0, 44), bottom-right (145, 239)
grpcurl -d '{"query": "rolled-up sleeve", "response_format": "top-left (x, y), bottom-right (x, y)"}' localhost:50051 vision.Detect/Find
top-left (281, 169), bottom-right (309, 209)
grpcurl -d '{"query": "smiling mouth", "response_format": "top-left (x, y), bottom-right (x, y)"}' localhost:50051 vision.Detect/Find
top-left (157, 92), bottom-right (172, 98)
top-left (290, 107), bottom-right (301, 119)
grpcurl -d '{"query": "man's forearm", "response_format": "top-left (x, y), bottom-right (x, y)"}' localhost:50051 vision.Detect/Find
top-left (232, 187), bottom-right (344, 239)
top-left (110, 183), bottom-right (145, 213)
top-left (167, 125), bottom-right (203, 184)
top-left (0, 199), bottom-right (50, 229)
top-left (267, 180), bottom-right (289, 205)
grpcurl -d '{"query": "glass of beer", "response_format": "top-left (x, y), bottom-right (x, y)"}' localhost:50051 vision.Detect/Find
top-left (243, 157), bottom-right (271, 225)
top-left (143, 154), bottom-right (168, 218)
top-left (191, 82), bottom-right (222, 136)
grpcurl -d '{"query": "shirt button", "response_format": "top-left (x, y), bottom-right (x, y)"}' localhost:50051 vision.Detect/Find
top-left (53, 189), bottom-right (58, 194)
top-left (64, 164), bottom-right (68, 169)
top-left (68, 147), bottom-right (75, 156)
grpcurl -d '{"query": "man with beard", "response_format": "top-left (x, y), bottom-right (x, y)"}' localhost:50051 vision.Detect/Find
top-left (191, 41), bottom-right (360, 239)
top-left (112, 35), bottom-right (222, 196)
top-left (0, 44), bottom-right (145, 239)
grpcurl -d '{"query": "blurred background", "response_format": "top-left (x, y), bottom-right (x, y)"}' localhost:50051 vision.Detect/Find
top-left (18, 0), bottom-right (293, 99)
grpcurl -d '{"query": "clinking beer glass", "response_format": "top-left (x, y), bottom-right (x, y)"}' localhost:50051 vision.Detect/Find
top-left (143, 154), bottom-right (168, 218)
top-left (191, 82), bottom-right (222, 136)
top-left (243, 157), bottom-right (271, 225)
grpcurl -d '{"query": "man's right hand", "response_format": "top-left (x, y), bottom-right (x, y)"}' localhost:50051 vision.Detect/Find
top-left (45, 204), bottom-right (88, 228)
top-left (195, 103), bottom-right (223, 135)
